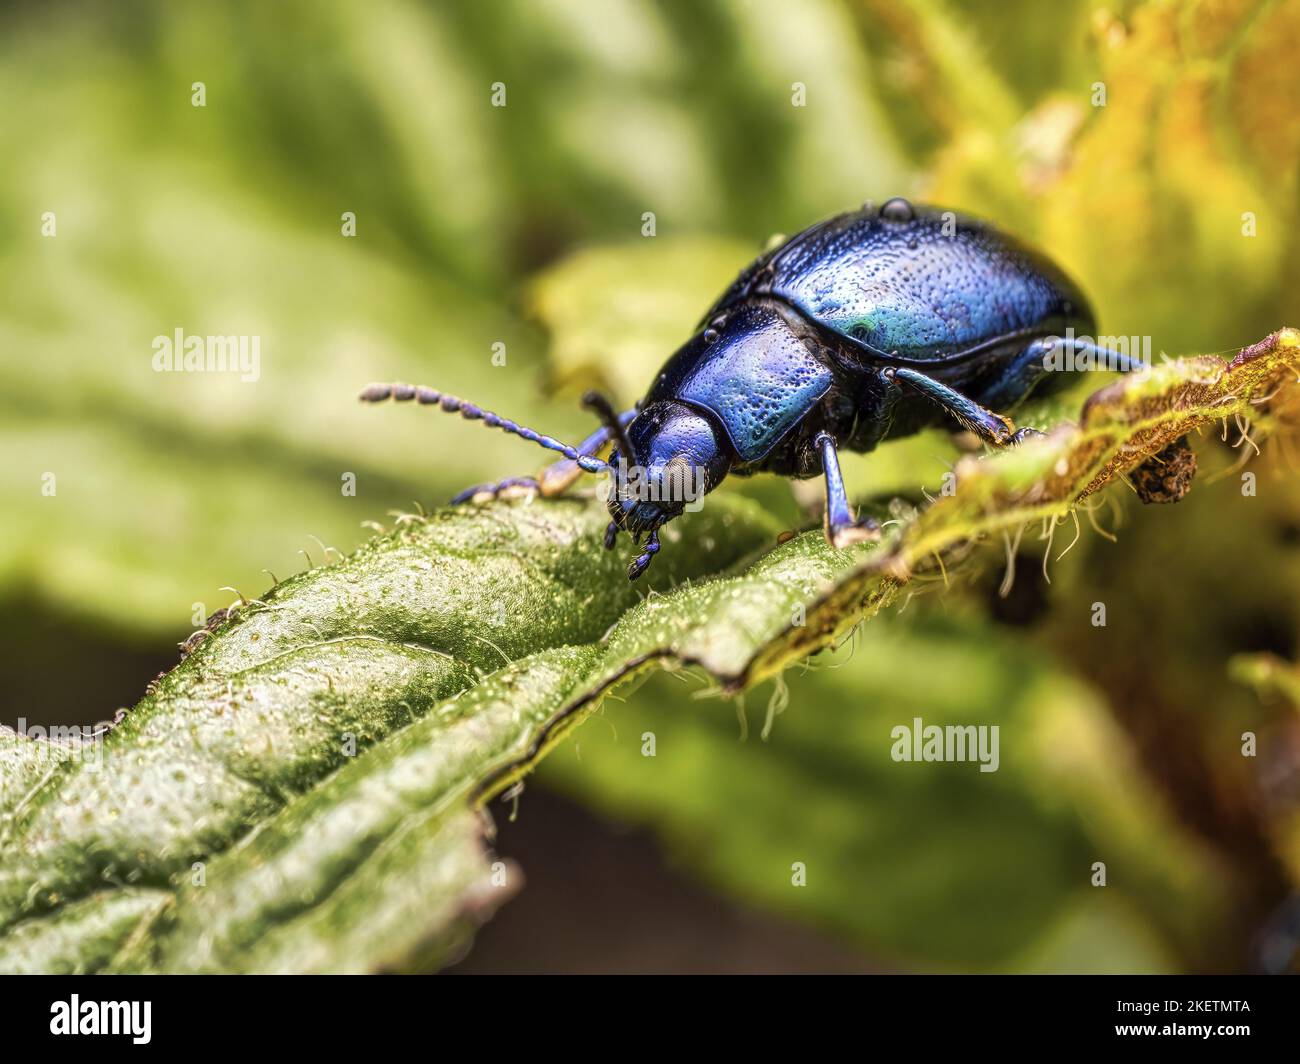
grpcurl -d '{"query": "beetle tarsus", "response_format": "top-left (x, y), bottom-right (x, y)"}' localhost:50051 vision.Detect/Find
top-left (1009, 426), bottom-right (1046, 446)
top-left (627, 530), bottom-right (660, 580)
top-left (828, 516), bottom-right (882, 550)
top-left (450, 476), bottom-right (542, 505)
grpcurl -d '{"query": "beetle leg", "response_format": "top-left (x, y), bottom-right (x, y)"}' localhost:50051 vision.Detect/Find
top-left (882, 366), bottom-right (1020, 446)
top-left (1009, 426), bottom-right (1046, 445)
top-left (451, 408), bottom-right (636, 504)
top-left (627, 529), bottom-right (661, 580)
top-left (815, 431), bottom-right (881, 549)
top-left (977, 337), bottom-right (1144, 410)
top-left (450, 476), bottom-right (542, 504)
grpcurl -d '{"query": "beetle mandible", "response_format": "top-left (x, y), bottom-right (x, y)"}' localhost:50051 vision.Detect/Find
top-left (362, 199), bottom-right (1138, 580)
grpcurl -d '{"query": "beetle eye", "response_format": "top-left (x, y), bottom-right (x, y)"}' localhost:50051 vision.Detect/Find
top-left (702, 327), bottom-right (720, 344)
top-left (659, 454), bottom-right (698, 507)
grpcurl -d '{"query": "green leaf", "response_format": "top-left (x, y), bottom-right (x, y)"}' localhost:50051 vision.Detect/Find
top-left (1233, 653), bottom-right (1300, 712)
top-left (5, 0), bottom-right (1297, 977)
top-left (540, 612), bottom-right (1208, 971)
top-left (1231, 652), bottom-right (1300, 888)
top-left (2, 324), bottom-right (1296, 972)
top-left (0, 496), bottom-right (780, 973)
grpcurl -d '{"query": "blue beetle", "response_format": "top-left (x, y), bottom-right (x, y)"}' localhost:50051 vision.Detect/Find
top-left (363, 199), bottom-right (1135, 579)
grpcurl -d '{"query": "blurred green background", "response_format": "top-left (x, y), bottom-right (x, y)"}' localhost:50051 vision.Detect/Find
top-left (5, 0), bottom-right (1300, 972)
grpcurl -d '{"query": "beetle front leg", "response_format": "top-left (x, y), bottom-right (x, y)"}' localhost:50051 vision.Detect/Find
top-left (815, 432), bottom-right (881, 549)
top-left (627, 529), bottom-right (661, 581)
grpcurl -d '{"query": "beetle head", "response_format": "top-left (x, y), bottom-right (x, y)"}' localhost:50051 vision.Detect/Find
top-left (606, 399), bottom-right (732, 540)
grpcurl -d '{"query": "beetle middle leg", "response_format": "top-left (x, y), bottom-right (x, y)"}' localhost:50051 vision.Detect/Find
top-left (881, 366), bottom-right (1029, 447)
top-left (451, 408), bottom-right (635, 504)
top-left (815, 431), bottom-right (881, 549)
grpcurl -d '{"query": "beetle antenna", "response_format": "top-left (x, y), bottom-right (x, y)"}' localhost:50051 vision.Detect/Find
top-left (360, 383), bottom-right (609, 474)
top-left (582, 390), bottom-right (635, 469)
